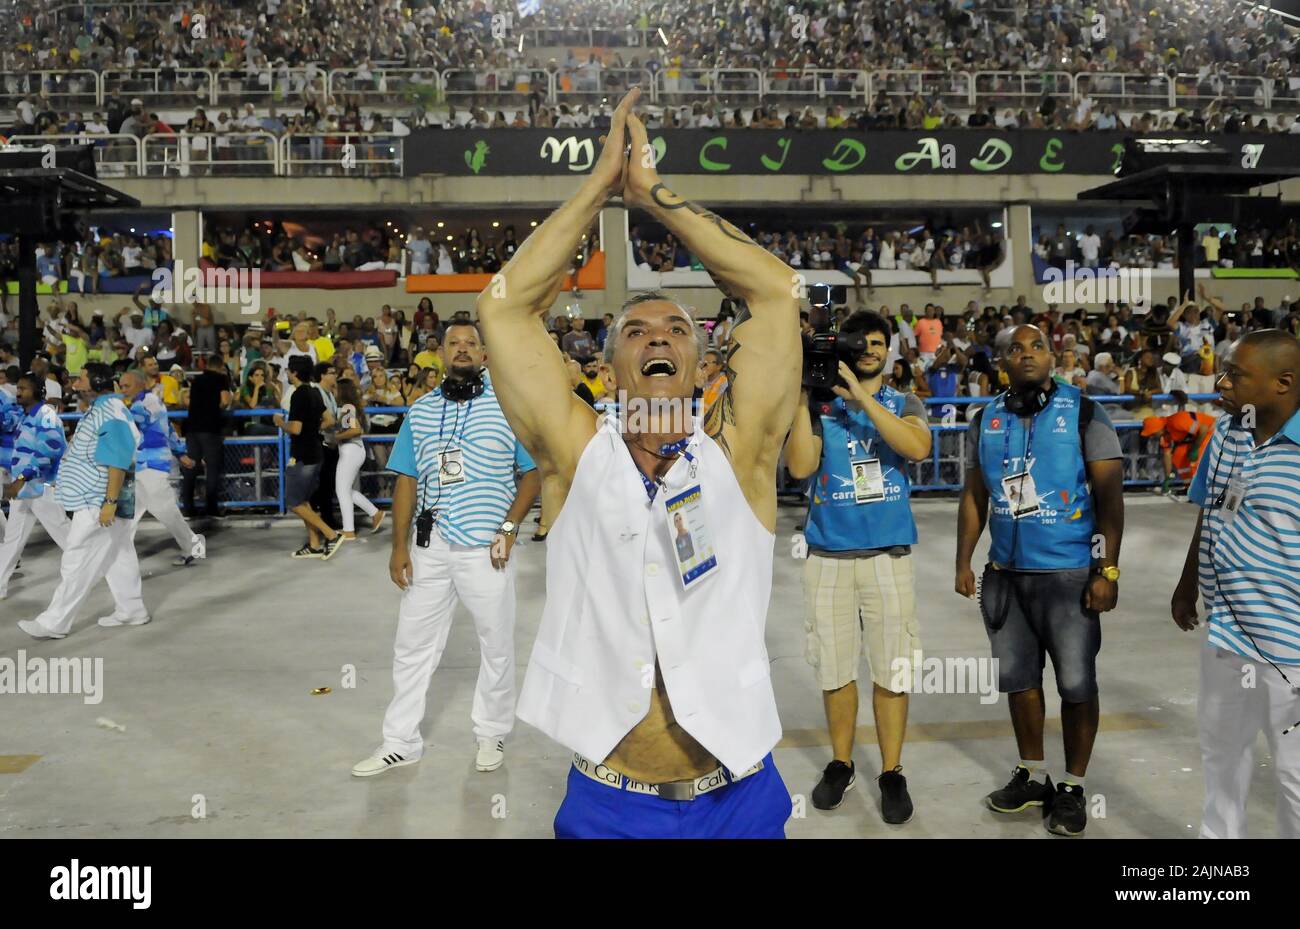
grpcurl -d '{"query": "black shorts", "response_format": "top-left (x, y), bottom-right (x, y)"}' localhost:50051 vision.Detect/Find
top-left (979, 566), bottom-right (1102, 702)
top-left (285, 462), bottom-right (321, 508)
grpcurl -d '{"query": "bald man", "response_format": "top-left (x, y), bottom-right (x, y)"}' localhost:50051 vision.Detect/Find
top-left (1172, 329), bottom-right (1300, 838)
top-left (956, 324), bottom-right (1125, 837)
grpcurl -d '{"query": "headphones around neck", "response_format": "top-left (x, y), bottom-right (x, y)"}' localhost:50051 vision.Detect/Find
top-left (1004, 377), bottom-right (1057, 417)
top-left (441, 368), bottom-right (485, 403)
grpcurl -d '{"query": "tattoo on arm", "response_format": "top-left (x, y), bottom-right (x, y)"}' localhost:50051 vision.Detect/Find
top-left (705, 302), bottom-right (752, 456)
top-left (649, 183), bottom-right (756, 246)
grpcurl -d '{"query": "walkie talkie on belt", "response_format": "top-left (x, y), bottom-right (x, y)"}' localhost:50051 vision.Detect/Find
top-left (415, 509), bottom-right (434, 548)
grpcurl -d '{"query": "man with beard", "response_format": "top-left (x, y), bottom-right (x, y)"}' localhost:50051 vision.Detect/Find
top-left (480, 88), bottom-right (801, 838)
top-left (352, 321), bottom-right (540, 778)
top-left (783, 309), bottom-right (932, 824)
top-left (18, 363), bottom-right (149, 639)
top-left (955, 325), bottom-right (1125, 836)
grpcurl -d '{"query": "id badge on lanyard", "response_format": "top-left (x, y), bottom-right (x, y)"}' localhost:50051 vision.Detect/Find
top-left (1002, 415), bottom-right (1041, 519)
top-left (438, 447), bottom-right (465, 486)
top-left (1219, 473), bottom-right (1247, 530)
top-left (847, 425), bottom-right (885, 504)
top-left (663, 482), bottom-right (718, 589)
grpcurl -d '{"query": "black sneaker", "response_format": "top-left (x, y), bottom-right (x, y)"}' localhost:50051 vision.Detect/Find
top-left (292, 545), bottom-right (322, 559)
top-left (320, 535), bottom-right (345, 561)
top-left (1047, 782), bottom-right (1087, 836)
top-left (986, 766), bottom-right (1054, 813)
top-left (878, 766), bottom-right (914, 824)
top-left (811, 760), bottom-right (855, 810)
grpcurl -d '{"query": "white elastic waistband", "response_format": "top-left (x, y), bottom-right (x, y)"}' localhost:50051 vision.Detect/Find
top-left (571, 753), bottom-right (763, 799)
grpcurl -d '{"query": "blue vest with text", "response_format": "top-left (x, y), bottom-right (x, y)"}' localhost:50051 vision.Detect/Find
top-left (806, 386), bottom-right (917, 551)
top-left (978, 383), bottom-right (1094, 570)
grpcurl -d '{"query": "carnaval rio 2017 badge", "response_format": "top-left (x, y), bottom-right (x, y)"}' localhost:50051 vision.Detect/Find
top-left (664, 484), bottom-right (717, 589)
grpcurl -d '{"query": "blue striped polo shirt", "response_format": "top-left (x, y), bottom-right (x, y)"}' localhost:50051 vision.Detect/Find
top-left (130, 389), bottom-right (187, 473)
top-left (1189, 408), bottom-right (1300, 666)
top-left (0, 387), bottom-right (20, 472)
top-left (387, 373), bottom-right (536, 546)
top-left (10, 402), bottom-right (67, 499)
top-left (57, 394), bottom-right (140, 511)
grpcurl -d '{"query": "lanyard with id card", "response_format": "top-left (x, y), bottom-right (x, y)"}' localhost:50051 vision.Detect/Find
top-left (664, 483), bottom-right (718, 589)
top-left (846, 424), bottom-right (885, 504)
top-left (1001, 415), bottom-right (1041, 519)
top-left (1218, 471), bottom-right (1248, 530)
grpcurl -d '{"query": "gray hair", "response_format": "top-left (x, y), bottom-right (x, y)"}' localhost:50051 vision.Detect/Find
top-left (602, 291), bottom-right (708, 363)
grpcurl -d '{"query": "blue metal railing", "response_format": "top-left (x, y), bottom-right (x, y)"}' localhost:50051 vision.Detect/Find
top-left (34, 395), bottom-right (1215, 513)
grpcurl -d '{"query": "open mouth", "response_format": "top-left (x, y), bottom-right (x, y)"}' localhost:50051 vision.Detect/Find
top-left (641, 359), bottom-right (677, 377)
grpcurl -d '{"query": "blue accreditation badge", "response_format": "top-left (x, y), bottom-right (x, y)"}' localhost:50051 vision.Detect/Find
top-left (663, 484), bottom-right (717, 589)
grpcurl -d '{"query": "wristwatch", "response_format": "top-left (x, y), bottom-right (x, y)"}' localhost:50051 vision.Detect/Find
top-left (104, 497), bottom-right (118, 506)
top-left (1097, 565), bottom-right (1121, 582)
top-left (498, 520), bottom-right (518, 538)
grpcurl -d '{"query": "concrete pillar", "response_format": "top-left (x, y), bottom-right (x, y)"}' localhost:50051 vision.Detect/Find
top-left (599, 205), bottom-right (629, 310)
top-left (1006, 203), bottom-right (1036, 305)
top-left (171, 209), bottom-right (202, 270)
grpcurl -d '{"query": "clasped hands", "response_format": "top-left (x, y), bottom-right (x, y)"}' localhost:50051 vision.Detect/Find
top-left (589, 87), bottom-right (662, 209)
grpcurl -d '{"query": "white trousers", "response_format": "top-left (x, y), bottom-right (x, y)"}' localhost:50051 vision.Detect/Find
top-left (31, 508), bottom-right (147, 636)
top-left (133, 467), bottom-right (197, 553)
top-left (0, 484), bottom-right (71, 594)
top-left (335, 443), bottom-right (377, 534)
top-left (1199, 643), bottom-right (1300, 838)
top-left (381, 530), bottom-right (516, 756)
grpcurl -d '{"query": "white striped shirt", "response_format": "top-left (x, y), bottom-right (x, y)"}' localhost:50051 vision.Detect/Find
top-left (388, 373), bottom-right (535, 546)
top-left (1189, 409), bottom-right (1300, 666)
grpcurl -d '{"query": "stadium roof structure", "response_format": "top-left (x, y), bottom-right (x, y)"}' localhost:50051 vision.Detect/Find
top-left (0, 164), bottom-right (140, 367)
top-left (1078, 163), bottom-right (1300, 299)
top-left (1077, 164), bottom-right (1300, 203)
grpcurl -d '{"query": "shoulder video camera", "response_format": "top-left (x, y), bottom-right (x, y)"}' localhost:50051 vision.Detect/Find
top-left (801, 285), bottom-right (865, 408)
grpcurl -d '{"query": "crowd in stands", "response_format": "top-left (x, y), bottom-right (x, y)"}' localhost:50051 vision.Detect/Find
top-left (633, 220), bottom-right (1006, 289)
top-left (1036, 220), bottom-right (1300, 272)
top-left (4, 0), bottom-right (1299, 140)
top-left (3, 282), bottom-right (1299, 499)
top-left (4, 0), bottom-right (1295, 85)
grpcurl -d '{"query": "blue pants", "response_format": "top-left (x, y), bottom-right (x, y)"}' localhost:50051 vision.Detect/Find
top-left (554, 755), bottom-right (791, 839)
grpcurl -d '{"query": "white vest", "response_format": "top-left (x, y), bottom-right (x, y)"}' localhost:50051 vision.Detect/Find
top-left (517, 414), bottom-right (782, 775)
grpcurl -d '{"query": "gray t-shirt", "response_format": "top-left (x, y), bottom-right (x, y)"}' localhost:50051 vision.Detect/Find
top-left (808, 391), bottom-right (928, 559)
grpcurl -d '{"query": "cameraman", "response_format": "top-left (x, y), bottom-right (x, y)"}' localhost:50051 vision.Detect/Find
top-left (785, 310), bottom-right (932, 824)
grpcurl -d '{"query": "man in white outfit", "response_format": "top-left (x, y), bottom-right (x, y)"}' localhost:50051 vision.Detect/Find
top-left (18, 363), bottom-right (150, 639)
top-left (351, 323), bottom-right (540, 777)
top-left (0, 372), bottom-right (71, 598)
top-left (119, 368), bottom-right (206, 566)
top-left (479, 89), bottom-right (800, 838)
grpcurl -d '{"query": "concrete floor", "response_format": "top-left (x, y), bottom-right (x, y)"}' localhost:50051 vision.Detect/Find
top-left (0, 496), bottom-right (1285, 838)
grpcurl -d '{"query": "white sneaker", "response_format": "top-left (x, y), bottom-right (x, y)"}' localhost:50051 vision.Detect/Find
top-left (351, 749), bottom-right (419, 778)
top-left (475, 737), bottom-right (505, 772)
top-left (97, 613), bottom-right (152, 628)
top-left (18, 619), bottom-right (65, 639)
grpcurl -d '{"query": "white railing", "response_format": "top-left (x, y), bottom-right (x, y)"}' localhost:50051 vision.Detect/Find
top-left (2, 66), bottom-right (1293, 112)
top-left (4, 133), bottom-right (143, 177)
top-left (142, 131), bottom-right (280, 177)
top-left (762, 68), bottom-right (868, 102)
top-left (872, 70), bottom-right (973, 107)
top-left (656, 68), bottom-right (762, 101)
top-left (280, 132), bottom-right (403, 177)
top-left (974, 71), bottom-right (1073, 108)
top-left (0, 69), bottom-right (99, 110)
top-left (327, 68), bottom-right (442, 106)
top-left (100, 68), bottom-right (217, 109)
top-left (440, 67), bottom-right (552, 102)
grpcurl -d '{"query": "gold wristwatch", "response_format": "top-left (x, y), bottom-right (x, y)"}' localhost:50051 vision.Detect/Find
top-left (1097, 565), bottom-right (1120, 582)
